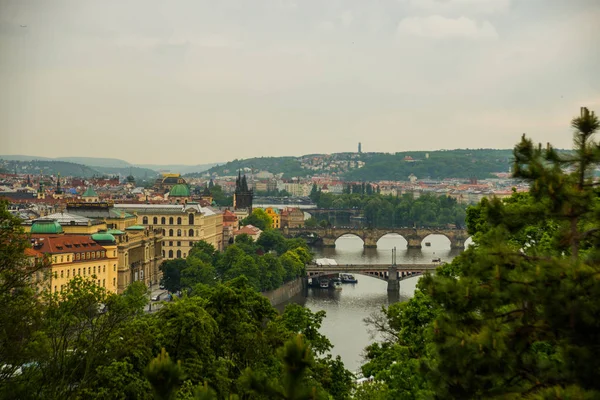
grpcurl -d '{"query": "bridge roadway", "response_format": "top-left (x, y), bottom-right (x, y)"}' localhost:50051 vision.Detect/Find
top-left (306, 263), bottom-right (439, 292)
top-left (283, 226), bottom-right (469, 249)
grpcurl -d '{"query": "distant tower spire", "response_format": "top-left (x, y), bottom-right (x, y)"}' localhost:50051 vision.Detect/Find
top-left (358, 142), bottom-right (362, 154)
top-left (56, 173), bottom-right (63, 195)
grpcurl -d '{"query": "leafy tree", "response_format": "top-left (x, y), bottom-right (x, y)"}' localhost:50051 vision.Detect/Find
top-left (420, 107), bottom-right (600, 398)
top-left (145, 348), bottom-right (185, 400)
top-left (160, 259), bottom-right (186, 293)
top-left (241, 209), bottom-right (273, 231)
top-left (257, 229), bottom-right (287, 254)
top-left (0, 201), bottom-right (47, 390)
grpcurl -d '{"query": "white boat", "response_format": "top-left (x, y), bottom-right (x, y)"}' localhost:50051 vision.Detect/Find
top-left (340, 273), bottom-right (358, 283)
top-left (331, 277), bottom-right (343, 290)
top-left (319, 279), bottom-right (330, 289)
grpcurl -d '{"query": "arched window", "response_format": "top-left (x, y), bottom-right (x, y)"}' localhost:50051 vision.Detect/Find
top-left (153, 217), bottom-right (158, 224)
top-left (177, 229), bottom-right (181, 237)
top-left (168, 250), bottom-right (173, 258)
top-left (142, 216), bottom-right (148, 224)
top-left (188, 214), bottom-right (194, 225)
top-left (162, 229), bottom-right (166, 236)
top-left (169, 217), bottom-right (174, 225)
top-left (161, 217), bottom-right (166, 224)
top-left (177, 217), bottom-right (182, 225)
top-left (169, 229), bottom-right (173, 237)
top-left (188, 229), bottom-right (194, 237)
top-left (176, 250), bottom-right (181, 258)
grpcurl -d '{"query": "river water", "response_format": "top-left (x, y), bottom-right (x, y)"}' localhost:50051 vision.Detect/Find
top-left (296, 234), bottom-right (469, 372)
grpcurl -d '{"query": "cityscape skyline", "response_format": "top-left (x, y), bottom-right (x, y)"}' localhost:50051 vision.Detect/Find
top-left (1, 0), bottom-right (599, 164)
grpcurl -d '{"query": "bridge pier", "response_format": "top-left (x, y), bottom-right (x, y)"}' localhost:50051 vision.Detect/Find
top-left (450, 238), bottom-right (466, 249)
top-left (407, 237), bottom-right (423, 249)
top-left (322, 237), bottom-right (336, 248)
top-left (387, 266), bottom-right (399, 292)
top-left (364, 237), bottom-right (378, 248)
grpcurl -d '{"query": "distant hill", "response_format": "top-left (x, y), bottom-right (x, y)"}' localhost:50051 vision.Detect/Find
top-left (56, 157), bottom-right (132, 168)
top-left (344, 149), bottom-right (514, 181)
top-left (0, 155), bottom-right (214, 178)
top-left (0, 159), bottom-right (101, 178)
top-left (201, 157), bottom-right (306, 178)
top-left (137, 162), bottom-right (220, 175)
top-left (201, 150), bottom-right (515, 180)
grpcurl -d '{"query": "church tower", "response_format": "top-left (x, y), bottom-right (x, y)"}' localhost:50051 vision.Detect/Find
top-left (53, 173), bottom-right (64, 199)
top-left (233, 170), bottom-right (253, 210)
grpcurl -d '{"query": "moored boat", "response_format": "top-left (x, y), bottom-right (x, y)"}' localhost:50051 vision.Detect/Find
top-left (340, 273), bottom-right (358, 283)
top-left (319, 279), bottom-right (330, 289)
top-left (331, 277), bottom-right (343, 290)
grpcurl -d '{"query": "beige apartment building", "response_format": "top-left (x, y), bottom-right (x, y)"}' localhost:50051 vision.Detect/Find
top-left (24, 206), bottom-right (164, 294)
top-left (113, 203), bottom-right (223, 260)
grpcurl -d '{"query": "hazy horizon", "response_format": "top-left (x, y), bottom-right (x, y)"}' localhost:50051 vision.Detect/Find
top-left (1, 0), bottom-right (598, 164)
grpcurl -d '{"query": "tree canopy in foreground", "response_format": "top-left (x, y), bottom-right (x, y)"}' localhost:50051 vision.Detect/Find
top-left (362, 107), bottom-right (600, 398)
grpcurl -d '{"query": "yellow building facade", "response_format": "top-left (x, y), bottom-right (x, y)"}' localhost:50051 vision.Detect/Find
top-left (29, 231), bottom-right (119, 294)
top-left (113, 203), bottom-right (223, 260)
top-left (264, 207), bottom-right (281, 229)
top-left (25, 204), bottom-right (164, 294)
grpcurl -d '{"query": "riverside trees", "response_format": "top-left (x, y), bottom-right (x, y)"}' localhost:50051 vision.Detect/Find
top-left (0, 202), bottom-right (352, 398)
top-left (362, 107), bottom-right (600, 398)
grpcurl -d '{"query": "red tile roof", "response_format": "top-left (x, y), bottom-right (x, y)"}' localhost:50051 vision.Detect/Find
top-left (29, 234), bottom-right (103, 254)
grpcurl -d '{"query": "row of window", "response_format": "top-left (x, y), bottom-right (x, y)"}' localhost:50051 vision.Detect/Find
top-left (54, 277), bottom-right (115, 293)
top-left (163, 250), bottom-right (185, 258)
top-left (55, 264), bottom-right (117, 279)
top-left (142, 214), bottom-right (195, 226)
top-left (53, 251), bottom-right (106, 264)
top-left (161, 228), bottom-right (197, 237)
top-left (164, 241), bottom-right (195, 247)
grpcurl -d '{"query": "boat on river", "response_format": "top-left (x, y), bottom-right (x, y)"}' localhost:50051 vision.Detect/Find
top-left (340, 273), bottom-right (358, 283)
top-left (331, 277), bottom-right (343, 290)
top-left (319, 279), bottom-right (330, 289)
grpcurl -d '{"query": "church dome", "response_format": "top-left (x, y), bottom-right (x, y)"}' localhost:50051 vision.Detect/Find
top-left (91, 232), bottom-right (116, 244)
top-left (31, 220), bottom-right (63, 234)
top-left (169, 184), bottom-right (191, 197)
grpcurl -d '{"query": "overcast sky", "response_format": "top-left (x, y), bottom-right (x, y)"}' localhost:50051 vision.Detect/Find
top-left (1, 0), bottom-right (598, 165)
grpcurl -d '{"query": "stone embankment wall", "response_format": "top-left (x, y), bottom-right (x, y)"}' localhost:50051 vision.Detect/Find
top-left (262, 277), bottom-right (307, 306)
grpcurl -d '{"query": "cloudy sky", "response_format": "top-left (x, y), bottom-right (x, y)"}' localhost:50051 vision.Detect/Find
top-left (1, 0), bottom-right (598, 164)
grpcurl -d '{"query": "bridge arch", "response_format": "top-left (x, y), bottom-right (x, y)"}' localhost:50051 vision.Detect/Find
top-left (421, 233), bottom-right (452, 249)
top-left (333, 233), bottom-right (365, 247)
top-left (376, 233), bottom-right (408, 249)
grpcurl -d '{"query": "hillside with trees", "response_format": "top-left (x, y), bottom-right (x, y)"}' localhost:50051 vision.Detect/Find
top-left (200, 156), bottom-right (308, 178)
top-left (345, 149), bottom-right (513, 181)
top-left (200, 149), bottom-right (514, 180)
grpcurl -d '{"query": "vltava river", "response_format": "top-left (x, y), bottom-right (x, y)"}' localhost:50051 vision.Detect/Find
top-left (301, 234), bottom-right (468, 372)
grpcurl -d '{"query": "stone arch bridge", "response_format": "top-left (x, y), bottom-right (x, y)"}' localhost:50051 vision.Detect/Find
top-left (283, 226), bottom-right (469, 249)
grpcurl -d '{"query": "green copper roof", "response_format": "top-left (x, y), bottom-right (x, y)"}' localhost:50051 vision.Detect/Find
top-left (82, 186), bottom-right (98, 197)
top-left (169, 184), bottom-right (191, 197)
top-left (107, 229), bottom-right (124, 235)
top-left (31, 220), bottom-right (63, 234)
top-left (91, 233), bottom-right (116, 243)
top-left (125, 225), bottom-right (145, 231)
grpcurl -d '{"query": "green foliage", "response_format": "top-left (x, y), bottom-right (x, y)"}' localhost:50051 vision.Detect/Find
top-left (240, 208), bottom-right (273, 231)
top-left (207, 184), bottom-right (232, 207)
top-left (361, 107), bottom-right (600, 399)
top-left (145, 348), bottom-right (186, 400)
top-left (345, 149), bottom-right (513, 180)
top-left (160, 258), bottom-right (186, 293)
top-left (0, 203), bottom-right (349, 400)
top-left (314, 192), bottom-right (467, 228)
top-left (206, 157), bottom-right (308, 179)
